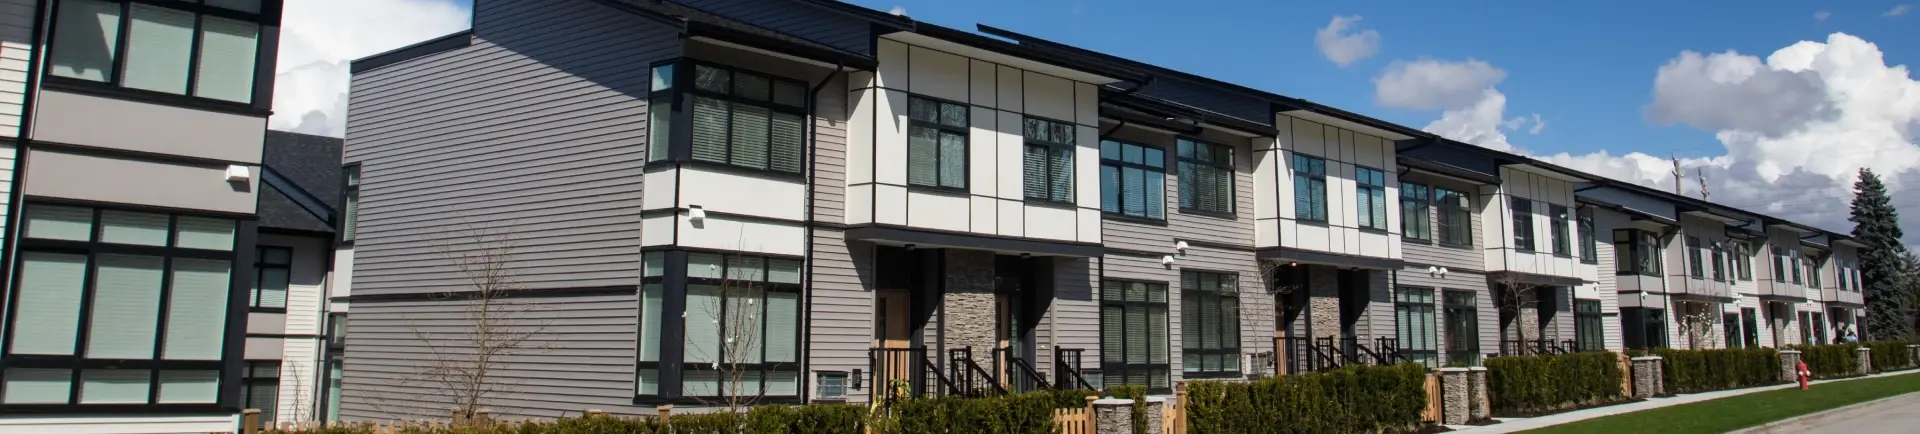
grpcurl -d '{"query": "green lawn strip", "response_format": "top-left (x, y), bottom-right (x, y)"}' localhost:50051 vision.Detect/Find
top-left (1519, 373), bottom-right (1920, 434)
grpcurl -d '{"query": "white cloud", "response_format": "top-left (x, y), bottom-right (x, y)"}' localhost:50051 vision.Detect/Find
top-left (1374, 58), bottom-right (1506, 110)
top-left (1815, 11), bottom-right (1832, 21)
top-left (890, 6), bottom-right (907, 16)
top-left (1542, 33), bottom-right (1920, 239)
top-left (1315, 15), bottom-right (1381, 68)
top-left (269, 0), bottom-right (471, 137)
top-left (1885, 5), bottom-right (1912, 17)
top-left (1527, 113), bottom-right (1547, 134)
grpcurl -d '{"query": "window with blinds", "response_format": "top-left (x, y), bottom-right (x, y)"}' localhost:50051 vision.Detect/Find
top-left (1550, 205), bottom-right (1571, 256)
top-left (242, 362), bottom-right (280, 425)
top-left (638, 250), bottom-right (802, 400)
top-left (47, 0), bottom-right (266, 104)
top-left (1355, 166), bottom-right (1387, 230)
top-left (4, 204), bottom-right (236, 407)
top-left (1178, 139), bottom-right (1234, 215)
top-left (1100, 140), bottom-right (1166, 220)
top-left (1023, 118), bottom-right (1075, 203)
top-left (907, 96), bottom-right (969, 189)
top-left (1180, 271), bottom-right (1240, 376)
top-left (1686, 236), bottom-right (1705, 279)
top-left (1395, 288), bottom-right (1437, 367)
top-left (253, 246), bottom-right (291, 310)
top-left (1435, 187), bottom-right (1471, 246)
top-left (1100, 280), bottom-right (1169, 391)
top-left (682, 64), bottom-right (807, 174)
top-left (1442, 290), bottom-right (1479, 366)
top-left (1511, 197), bottom-right (1536, 252)
top-left (1400, 182), bottom-right (1431, 240)
top-left (1292, 154), bottom-right (1327, 221)
top-left (1578, 207), bottom-right (1597, 263)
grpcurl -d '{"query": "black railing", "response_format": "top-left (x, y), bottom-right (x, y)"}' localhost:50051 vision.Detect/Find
top-left (1054, 347), bottom-right (1096, 390)
top-left (1372, 337), bottom-right (1411, 365)
top-left (948, 347), bottom-right (1006, 397)
top-left (1499, 339), bottom-right (1578, 357)
top-left (1277, 336), bottom-right (1412, 373)
top-left (868, 347), bottom-right (958, 402)
top-left (994, 347), bottom-right (1050, 393)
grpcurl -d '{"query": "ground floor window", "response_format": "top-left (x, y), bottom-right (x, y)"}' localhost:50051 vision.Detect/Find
top-left (1622, 307), bottom-right (1668, 349)
top-left (1811, 312), bottom-right (1827, 345)
top-left (1180, 271), bottom-right (1239, 376)
top-left (1799, 311), bottom-right (1813, 345)
top-left (1443, 290), bottom-right (1480, 366)
top-left (1575, 300), bottom-right (1603, 351)
top-left (326, 357), bottom-right (343, 422)
top-left (1723, 313), bottom-right (1742, 348)
top-left (1102, 280), bottom-right (1170, 391)
top-left (637, 250), bottom-right (802, 401)
top-left (1741, 308), bottom-right (1760, 348)
top-left (242, 362), bottom-right (280, 425)
top-left (1396, 287), bottom-right (1437, 367)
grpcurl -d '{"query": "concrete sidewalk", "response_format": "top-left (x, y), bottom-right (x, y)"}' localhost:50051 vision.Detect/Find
top-left (1444, 370), bottom-right (1920, 433)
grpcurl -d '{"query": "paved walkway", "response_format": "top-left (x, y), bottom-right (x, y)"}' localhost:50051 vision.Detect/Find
top-left (1735, 391), bottom-right (1920, 434)
top-left (1445, 370), bottom-right (1920, 433)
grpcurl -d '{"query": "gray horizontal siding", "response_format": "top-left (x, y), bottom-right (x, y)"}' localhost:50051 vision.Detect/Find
top-left (1099, 123), bottom-right (1256, 249)
top-left (339, 293), bottom-right (644, 420)
top-left (1401, 171), bottom-right (1485, 271)
top-left (674, 0), bottom-right (873, 54)
top-left (808, 229), bottom-right (869, 402)
top-left (1047, 256), bottom-right (1100, 375)
top-left (344, 0), bottom-right (676, 295)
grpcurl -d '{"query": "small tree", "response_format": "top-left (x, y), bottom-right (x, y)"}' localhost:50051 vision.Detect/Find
top-left (1675, 301), bottom-right (1722, 350)
top-left (1493, 274), bottom-right (1543, 355)
top-left (683, 257), bottom-right (771, 412)
top-left (1245, 261), bottom-right (1304, 377)
top-left (399, 222), bottom-right (550, 420)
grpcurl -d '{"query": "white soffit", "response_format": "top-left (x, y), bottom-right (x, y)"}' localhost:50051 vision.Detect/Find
top-left (879, 32), bottom-right (1121, 84)
top-left (1279, 110), bottom-right (1414, 141)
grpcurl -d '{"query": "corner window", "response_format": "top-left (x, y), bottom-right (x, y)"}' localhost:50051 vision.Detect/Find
top-left (1292, 154), bottom-right (1327, 222)
top-left (1614, 229), bottom-right (1661, 276)
top-left (341, 164), bottom-right (359, 243)
top-left (1435, 188), bottom-right (1471, 246)
top-left (1178, 139), bottom-right (1234, 215)
top-left (907, 96), bottom-right (968, 189)
top-left (1510, 197), bottom-right (1535, 252)
top-left (1023, 118), bottom-right (1075, 203)
top-left (1550, 205), bottom-right (1571, 256)
top-left (636, 250), bottom-right (802, 400)
top-left (48, 0), bottom-right (267, 104)
top-left (688, 65), bottom-right (806, 174)
top-left (3, 204), bottom-right (235, 407)
top-left (1400, 182), bottom-right (1431, 240)
top-left (1578, 207), bottom-right (1597, 263)
top-left (252, 246), bottom-right (290, 310)
top-left (1180, 271), bottom-right (1239, 376)
top-left (1100, 280), bottom-right (1169, 390)
top-left (1355, 166), bottom-right (1387, 230)
top-left (1395, 288), bottom-right (1437, 367)
top-left (1687, 236), bottom-right (1705, 279)
top-left (1100, 140), bottom-right (1166, 220)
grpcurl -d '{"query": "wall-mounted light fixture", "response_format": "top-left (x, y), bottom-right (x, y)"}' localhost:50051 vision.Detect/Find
top-left (1175, 241), bottom-right (1190, 255)
top-left (687, 205), bottom-right (707, 222)
top-left (1161, 255), bottom-right (1176, 266)
top-left (225, 165), bottom-right (251, 183)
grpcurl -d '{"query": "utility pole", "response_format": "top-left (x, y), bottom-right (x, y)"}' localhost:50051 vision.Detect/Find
top-left (1697, 168), bottom-right (1710, 201)
top-left (1671, 154), bottom-right (1683, 196)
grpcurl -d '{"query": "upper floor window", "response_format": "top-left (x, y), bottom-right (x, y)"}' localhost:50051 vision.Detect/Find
top-left (1772, 246), bottom-right (1788, 282)
top-left (1355, 166), bottom-right (1387, 231)
top-left (1511, 197), bottom-right (1535, 252)
top-left (1686, 236), bottom-right (1705, 279)
top-left (1436, 188), bottom-right (1471, 246)
top-left (1023, 118), bottom-right (1075, 203)
top-left (341, 164), bottom-right (359, 243)
top-left (1100, 140), bottom-right (1166, 220)
top-left (1400, 182), bottom-right (1431, 240)
top-left (1177, 139), bottom-right (1234, 216)
top-left (1615, 229), bottom-right (1661, 276)
top-left (1550, 205), bottom-right (1571, 257)
top-left (1578, 207), bottom-right (1597, 263)
top-left (1292, 154), bottom-right (1327, 222)
top-left (1790, 251), bottom-right (1803, 285)
top-left (1805, 255), bottom-right (1819, 288)
top-left (907, 96), bottom-right (968, 190)
top-left (48, 0), bottom-right (268, 104)
top-left (1736, 244), bottom-right (1753, 280)
top-left (252, 246), bottom-right (290, 310)
top-left (1180, 270), bottom-right (1240, 376)
top-left (1711, 244), bottom-right (1727, 282)
top-left (688, 64), bottom-right (806, 174)
top-left (1852, 264), bottom-right (1863, 292)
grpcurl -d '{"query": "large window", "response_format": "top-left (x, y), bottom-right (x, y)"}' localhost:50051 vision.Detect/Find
top-left (1737, 244), bottom-right (1754, 280)
top-left (683, 64), bottom-right (806, 174)
top-left (1687, 236), bottom-right (1705, 279)
top-left (1176, 139), bottom-right (1234, 215)
top-left (1722, 313), bottom-right (1741, 348)
top-left (252, 246), bottom-right (289, 310)
top-left (1711, 243), bottom-right (1727, 282)
top-left (1180, 271), bottom-right (1240, 376)
top-left (242, 362), bottom-right (279, 425)
top-left (1575, 300), bottom-right (1603, 351)
top-left (1443, 290), bottom-right (1480, 366)
top-left (908, 96), bottom-right (968, 189)
top-left (1292, 154), bottom-right (1327, 221)
top-left (1614, 230), bottom-right (1662, 276)
top-left (47, 0), bottom-right (267, 104)
top-left (1742, 308), bottom-right (1760, 348)
top-left (1023, 118), bottom-right (1076, 203)
top-left (1436, 188), bottom-right (1472, 246)
top-left (3, 204), bottom-right (235, 407)
top-left (1622, 308), bottom-right (1668, 350)
top-left (636, 251), bottom-right (802, 400)
top-left (1401, 182), bottom-right (1431, 241)
top-left (1100, 140), bottom-right (1166, 220)
top-left (1101, 281), bottom-right (1169, 391)
top-left (1511, 197), bottom-right (1536, 252)
top-left (1578, 207), bottom-right (1597, 263)
top-left (1772, 246), bottom-right (1788, 281)
top-left (1355, 166), bottom-right (1387, 230)
top-left (1550, 205), bottom-right (1571, 256)
top-left (1396, 288), bottom-right (1437, 367)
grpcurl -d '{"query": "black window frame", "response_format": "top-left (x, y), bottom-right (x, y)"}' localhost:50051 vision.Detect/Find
top-left (1179, 270), bottom-right (1240, 378)
top-left (1022, 117), bottom-right (1077, 204)
top-left (338, 163), bottom-right (359, 246)
top-left (1577, 206), bottom-right (1597, 264)
top-left (905, 95), bottom-right (970, 191)
top-left (652, 59), bottom-right (810, 177)
top-left (635, 249), bottom-right (805, 404)
top-left (1400, 182), bottom-right (1432, 242)
top-left (1442, 290), bottom-right (1480, 366)
top-left (1614, 229), bottom-right (1663, 277)
top-left (1355, 166), bottom-right (1388, 231)
top-left (1177, 138), bottom-right (1235, 217)
top-left (1807, 254), bottom-right (1822, 288)
top-left (1100, 279), bottom-right (1171, 393)
top-left (1622, 307), bottom-right (1668, 350)
top-left (241, 361), bottom-right (279, 426)
top-left (1737, 244), bottom-right (1754, 281)
top-left (1435, 187), bottom-right (1472, 247)
top-left (250, 245), bottom-right (289, 312)
top-left (41, 0), bottom-right (282, 113)
top-left (1710, 243), bottom-right (1727, 282)
top-left (1549, 204), bottom-right (1571, 257)
top-left (1574, 299), bottom-right (1603, 352)
top-left (1292, 153), bottom-right (1328, 222)
top-left (1395, 287), bottom-right (1438, 367)
top-left (1687, 236), bottom-right (1705, 279)
top-left (1510, 197), bottom-right (1536, 252)
top-left (1099, 139), bottom-right (1167, 221)
top-left (1722, 312), bottom-right (1742, 348)
top-left (3, 202), bottom-right (242, 411)
top-left (1741, 308), bottom-right (1760, 348)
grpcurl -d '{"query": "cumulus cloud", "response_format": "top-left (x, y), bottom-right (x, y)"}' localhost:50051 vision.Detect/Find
top-left (1527, 114), bottom-right (1547, 134)
top-left (890, 6), bottom-right (907, 16)
top-left (1815, 11), bottom-right (1832, 21)
top-left (269, 0), bottom-right (471, 137)
top-left (1374, 59), bottom-right (1506, 110)
top-left (1315, 15), bottom-right (1381, 68)
top-left (1542, 33), bottom-right (1920, 240)
top-left (1886, 5), bottom-right (1912, 17)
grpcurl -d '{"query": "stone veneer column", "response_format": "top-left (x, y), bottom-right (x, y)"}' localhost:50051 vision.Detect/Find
top-left (1631, 356), bottom-right (1664, 398)
top-left (1909, 345), bottom-right (1918, 370)
top-left (1857, 347), bottom-right (1873, 375)
top-left (943, 250), bottom-right (997, 370)
top-left (1308, 266), bottom-right (1341, 339)
top-left (1439, 368), bottom-right (1471, 425)
top-left (1093, 398), bottom-right (1133, 434)
top-left (1779, 350), bottom-right (1802, 383)
top-left (1144, 398), bottom-right (1166, 434)
top-left (1467, 367), bottom-right (1490, 421)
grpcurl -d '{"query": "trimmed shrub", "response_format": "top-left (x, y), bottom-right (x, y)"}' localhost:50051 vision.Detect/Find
top-left (1186, 363), bottom-right (1428, 434)
top-left (1485, 352), bottom-right (1625, 415)
top-left (1866, 340), bottom-right (1916, 372)
top-left (1651, 347), bottom-right (1782, 393)
top-left (1792, 343), bottom-right (1861, 379)
top-left (873, 391), bottom-right (1064, 434)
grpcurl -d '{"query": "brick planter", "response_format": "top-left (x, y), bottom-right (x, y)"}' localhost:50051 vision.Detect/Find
top-left (1780, 350), bottom-right (1802, 382)
top-left (1439, 368), bottom-right (1471, 425)
top-left (1631, 356), bottom-right (1664, 399)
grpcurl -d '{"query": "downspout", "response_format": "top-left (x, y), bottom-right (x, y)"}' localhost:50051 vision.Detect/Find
top-left (802, 61), bottom-right (844, 403)
top-left (0, 0), bottom-right (52, 311)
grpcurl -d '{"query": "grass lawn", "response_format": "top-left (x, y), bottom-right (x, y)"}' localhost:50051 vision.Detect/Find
top-left (1520, 372), bottom-right (1920, 434)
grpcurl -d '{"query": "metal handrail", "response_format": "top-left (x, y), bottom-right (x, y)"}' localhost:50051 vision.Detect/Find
top-left (1054, 347), bottom-right (1096, 390)
top-left (949, 347), bottom-right (1006, 396)
top-left (994, 347), bottom-right (1050, 393)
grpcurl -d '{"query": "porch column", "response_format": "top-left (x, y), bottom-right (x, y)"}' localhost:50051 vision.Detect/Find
top-left (1308, 265), bottom-right (1340, 339)
top-left (944, 249), bottom-right (997, 370)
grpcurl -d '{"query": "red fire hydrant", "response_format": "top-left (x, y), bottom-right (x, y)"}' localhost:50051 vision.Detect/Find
top-left (1798, 359), bottom-right (1811, 390)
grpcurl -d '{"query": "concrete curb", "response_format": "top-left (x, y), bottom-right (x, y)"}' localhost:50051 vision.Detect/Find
top-left (1447, 369), bottom-right (1920, 433)
top-left (1724, 392), bottom-right (1918, 434)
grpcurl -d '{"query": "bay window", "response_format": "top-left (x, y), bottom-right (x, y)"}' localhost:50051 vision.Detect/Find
top-left (637, 250), bottom-right (802, 402)
top-left (1101, 280), bottom-right (1169, 391)
top-left (1292, 154), bottom-right (1327, 221)
top-left (1178, 139), bottom-right (1234, 215)
top-left (647, 61), bottom-right (806, 175)
top-left (1180, 271), bottom-right (1239, 376)
top-left (47, 0), bottom-right (270, 104)
top-left (4, 204), bottom-right (236, 407)
top-left (1355, 166), bottom-right (1387, 230)
top-left (1615, 229), bottom-right (1661, 276)
top-left (1100, 140), bottom-right (1167, 220)
top-left (1023, 118), bottom-right (1075, 203)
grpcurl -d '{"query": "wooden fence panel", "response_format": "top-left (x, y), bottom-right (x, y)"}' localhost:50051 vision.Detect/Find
top-left (1421, 372), bottom-right (1443, 423)
top-left (1618, 353), bottom-right (1633, 397)
top-left (1054, 407), bottom-right (1091, 434)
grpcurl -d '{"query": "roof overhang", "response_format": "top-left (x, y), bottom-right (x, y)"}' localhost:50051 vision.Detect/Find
top-left (1256, 248), bottom-right (1404, 271)
top-left (1399, 158), bottom-right (1500, 185)
top-left (1279, 109), bottom-right (1415, 141)
top-left (1767, 220), bottom-right (1821, 234)
top-left (688, 36), bottom-right (865, 71)
top-left (880, 25), bottom-right (1139, 85)
top-left (845, 225), bottom-right (1106, 258)
top-left (1104, 92), bottom-right (1278, 137)
top-left (1502, 162), bottom-right (1591, 182)
top-left (1832, 237), bottom-right (1871, 249)
top-left (1679, 206), bottom-right (1750, 224)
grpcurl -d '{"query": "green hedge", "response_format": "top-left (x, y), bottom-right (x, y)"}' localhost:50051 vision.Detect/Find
top-left (1186, 363), bottom-right (1428, 434)
top-left (1866, 340), bottom-right (1916, 372)
top-left (1485, 352), bottom-right (1625, 415)
top-left (1650, 347), bottom-right (1782, 393)
top-left (1793, 343), bottom-right (1861, 379)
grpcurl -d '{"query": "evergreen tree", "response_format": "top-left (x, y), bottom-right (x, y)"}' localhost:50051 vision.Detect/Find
top-left (1850, 168), bottom-right (1911, 340)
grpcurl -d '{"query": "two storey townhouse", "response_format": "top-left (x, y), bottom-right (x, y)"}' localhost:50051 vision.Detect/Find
top-left (0, 0), bottom-right (287, 432)
top-left (247, 130), bottom-right (349, 426)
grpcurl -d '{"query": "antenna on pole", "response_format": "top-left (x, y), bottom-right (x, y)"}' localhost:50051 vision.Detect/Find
top-left (1671, 153), bottom-right (1683, 196)
top-left (1697, 167), bottom-right (1710, 201)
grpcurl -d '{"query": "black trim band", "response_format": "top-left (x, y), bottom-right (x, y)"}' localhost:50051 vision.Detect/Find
top-left (845, 225), bottom-right (1105, 258)
top-left (343, 285), bottom-right (641, 302)
top-left (1256, 247), bottom-right (1403, 270)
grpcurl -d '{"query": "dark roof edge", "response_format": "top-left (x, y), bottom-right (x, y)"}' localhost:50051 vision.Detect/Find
top-left (1105, 92), bottom-right (1278, 136)
top-left (910, 23), bottom-right (1148, 84)
top-left (685, 21), bottom-right (877, 69)
top-left (784, 0), bottom-right (914, 30)
top-left (350, 30), bottom-right (473, 74)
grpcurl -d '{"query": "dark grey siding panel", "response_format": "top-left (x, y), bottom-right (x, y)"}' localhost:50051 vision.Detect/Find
top-left (1169, 245), bottom-right (1260, 377)
top-left (344, 0), bottom-right (676, 295)
top-left (674, 0), bottom-right (872, 53)
top-left (1136, 78), bottom-right (1273, 126)
top-left (1401, 172), bottom-right (1485, 271)
top-left (339, 293), bottom-right (645, 420)
top-left (1047, 256), bottom-right (1100, 374)
top-left (1366, 270), bottom-right (1392, 341)
top-left (1399, 267), bottom-right (1491, 365)
top-left (808, 229), bottom-right (870, 402)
